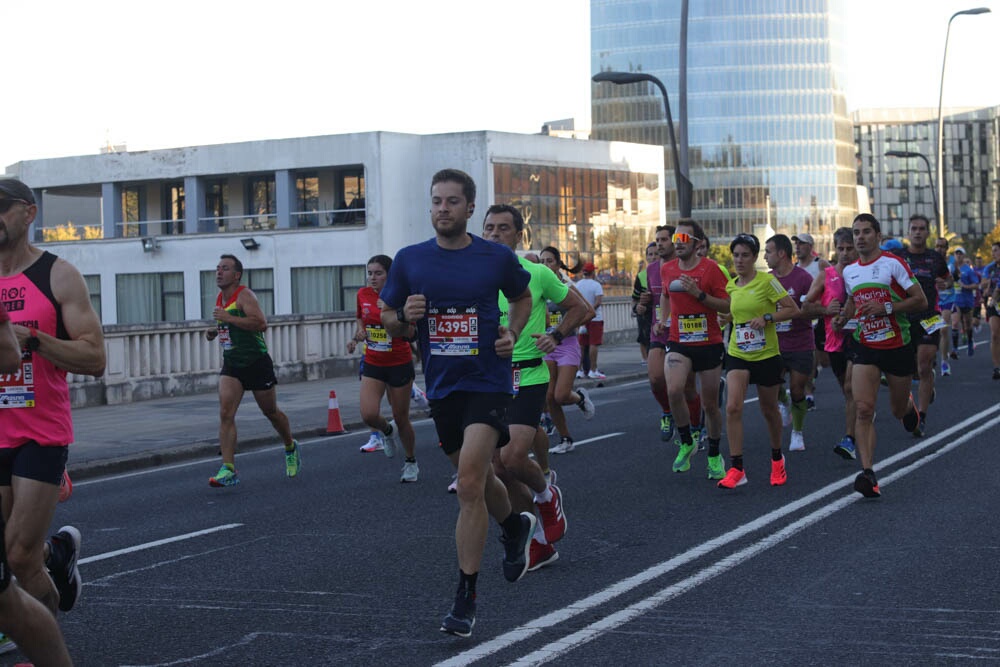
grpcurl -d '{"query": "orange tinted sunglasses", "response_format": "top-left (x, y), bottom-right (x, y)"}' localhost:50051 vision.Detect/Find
top-left (671, 232), bottom-right (691, 244)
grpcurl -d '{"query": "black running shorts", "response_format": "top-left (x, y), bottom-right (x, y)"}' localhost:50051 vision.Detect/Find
top-left (429, 391), bottom-right (511, 456)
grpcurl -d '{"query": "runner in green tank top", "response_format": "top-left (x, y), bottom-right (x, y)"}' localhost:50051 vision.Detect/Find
top-left (204, 254), bottom-right (300, 486)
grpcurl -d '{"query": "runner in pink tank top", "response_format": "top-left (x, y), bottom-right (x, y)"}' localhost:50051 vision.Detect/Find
top-left (0, 178), bottom-right (105, 626)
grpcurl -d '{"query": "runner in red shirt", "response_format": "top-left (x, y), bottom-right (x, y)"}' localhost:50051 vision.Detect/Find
top-left (654, 219), bottom-right (731, 475)
top-left (347, 254), bottom-right (420, 482)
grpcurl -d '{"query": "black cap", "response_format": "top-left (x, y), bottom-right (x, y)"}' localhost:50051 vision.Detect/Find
top-left (0, 178), bottom-right (36, 204)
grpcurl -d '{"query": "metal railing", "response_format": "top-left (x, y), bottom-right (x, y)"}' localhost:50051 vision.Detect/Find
top-left (67, 299), bottom-right (635, 407)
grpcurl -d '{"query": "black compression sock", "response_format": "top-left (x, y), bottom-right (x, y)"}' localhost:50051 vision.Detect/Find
top-left (677, 425), bottom-right (692, 446)
top-left (771, 448), bottom-right (783, 461)
top-left (708, 437), bottom-right (721, 457)
top-left (458, 570), bottom-right (478, 596)
top-left (731, 455), bottom-right (744, 471)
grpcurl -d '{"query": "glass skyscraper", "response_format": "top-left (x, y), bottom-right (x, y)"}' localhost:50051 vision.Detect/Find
top-left (592, 0), bottom-right (858, 246)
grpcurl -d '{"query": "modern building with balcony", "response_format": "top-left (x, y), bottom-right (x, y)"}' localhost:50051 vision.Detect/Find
top-left (591, 0), bottom-right (859, 250)
top-left (5, 131), bottom-right (664, 325)
top-left (853, 106), bottom-right (1000, 240)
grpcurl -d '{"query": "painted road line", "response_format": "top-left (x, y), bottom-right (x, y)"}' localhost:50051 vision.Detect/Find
top-left (79, 524), bottom-right (244, 565)
top-left (504, 411), bottom-right (1000, 666)
top-left (436, 403), bottom-right (1000, 667)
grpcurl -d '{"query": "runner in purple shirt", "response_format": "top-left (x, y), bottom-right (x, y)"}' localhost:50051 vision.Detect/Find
top-left (765, 234), bottom-right (815, 452)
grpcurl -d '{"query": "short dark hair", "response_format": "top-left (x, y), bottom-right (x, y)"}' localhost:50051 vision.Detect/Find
top-left (767, 234), bottom-right (794, 258)
top-left (220, 254), bottom-right (243, 277)
top-left (367, 254), bottom-right (392, 272)
top-left (730, 233), bottom-right (760, 255)
top-left (909, 213), bottom-right (931, 230)
top-left (485, 204), bottom-right (524, 232)
top-left (655, 224), bottom-right (676, 235)
top-left (431, 168), bottom-right (476, 204)
top-left (675, 218), bottom-right (705, 240)
top-left (853, 213), bottom-right (881, 234)
top-left (833, 227), bottom-right (854, 246)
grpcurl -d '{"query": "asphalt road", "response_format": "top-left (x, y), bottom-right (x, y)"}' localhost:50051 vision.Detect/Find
top-left (13, 349), bottom-right (1000, 666)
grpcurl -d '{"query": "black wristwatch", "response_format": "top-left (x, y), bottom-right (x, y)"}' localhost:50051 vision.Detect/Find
top-left (396, 307), bottom-right (408, 323)
top-left (764, 313), bottom-right (774, 323)
top-left (550, 329), bottom-right (565, 344)
top-left (697, 291), bottom-right (707, 302)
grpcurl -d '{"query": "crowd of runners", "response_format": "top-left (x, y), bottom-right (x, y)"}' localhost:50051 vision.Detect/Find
top-left (3, 167), bottom-right (999, 655)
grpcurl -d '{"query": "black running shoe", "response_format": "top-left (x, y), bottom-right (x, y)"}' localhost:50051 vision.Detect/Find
top-left (47, 525), bottom-right (82, 612)
top-left (499, 512), bottom-right (536, 583)
top-left (853, 470), bottom-right (881, 498)
top-left (440, 590), bottom-right (476, 637)
top-left (901, 407), bottom-right (920, 434)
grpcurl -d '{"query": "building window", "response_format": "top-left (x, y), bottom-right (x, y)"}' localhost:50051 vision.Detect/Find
top-left (247, 176), bottom-right (276, 230)
top-left (294, 173), bottom-right (320, 227)
top-left (199, 269), bottom-right (274, 318)
top-left (204, 180), bottom-right (230, 232)
top-left (84, 275), bottom-right (102, 321)
top-left (290, 265), bottom-right (365, 313)
top-left (163, 181), bottom-right (185, 234)
top-left (330, 167), bottom-right (366, 225)
top-left (121, 186), bottom-right (143, 238)
top-left (116, 272), bottom-right (185, 324)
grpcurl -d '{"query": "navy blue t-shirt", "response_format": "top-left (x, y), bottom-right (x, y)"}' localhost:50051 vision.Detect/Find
top-left (380, 235), bottom-right (531, 399)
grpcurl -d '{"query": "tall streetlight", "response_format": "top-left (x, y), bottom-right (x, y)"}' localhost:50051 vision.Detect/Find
top-left (936, 7), bottom-right (991, 238)
top-left (592, 71), bottom-right (693, 217)
top-left (885, 150), bottom-right (940, 232)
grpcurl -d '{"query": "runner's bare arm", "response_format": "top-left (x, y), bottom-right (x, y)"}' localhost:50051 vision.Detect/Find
top-left (0, 317), bottom-right (19, 373)
top-left (534, 287), bottom-right (590, 353)
top-left (800, 273), bottom-right (828, 317)
top-left (381, 294), bottom-right (423, 338)
top-left (17, 258), bottom-right (106, 377)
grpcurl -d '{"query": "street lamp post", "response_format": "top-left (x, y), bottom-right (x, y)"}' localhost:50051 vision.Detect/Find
top-left (592, 71), bottom-right (693, 217)
top-left (936, 7), bottom-right (992, 238)
top-left (885, 150), bottom-right (940, 233)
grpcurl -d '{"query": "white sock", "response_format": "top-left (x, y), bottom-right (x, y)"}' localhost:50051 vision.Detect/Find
top-left (534, 486), bottom-right (553, 504)
top-left (532, 518), bottom-right (547, 544)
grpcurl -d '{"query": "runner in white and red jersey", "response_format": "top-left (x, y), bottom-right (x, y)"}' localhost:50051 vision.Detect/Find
top-left (347, 254), bottom-right (419, 482)
top-left (836, 214), bottom-right (926, 499)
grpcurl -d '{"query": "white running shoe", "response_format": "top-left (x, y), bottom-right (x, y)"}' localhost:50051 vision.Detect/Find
top-left (587, 369), bottom-right (606, 380)
top-left (383, 421), bottom-right (398, 458)
top-left (575, 370), bottom-right (584, 379)
top-left (400, 460), bottom-right (419, 483)
top-left (550, 437), bottom-right (575, 454)
top-left (778, 401), bottom-right (792, 428)
top-left (789, 430), bottom-right (805, 451)
top-left (410, 385), bottom-right (429, 409)
top-left (447, 473), bottom-right (458, 493)
top-left (360, 432), bottom-right (384, 453)
top-left (576, 387), bottom-right (596, 420)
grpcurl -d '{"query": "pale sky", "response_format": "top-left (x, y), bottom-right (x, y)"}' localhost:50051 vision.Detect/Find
top-left (2, 0), bottom-right (996, 171)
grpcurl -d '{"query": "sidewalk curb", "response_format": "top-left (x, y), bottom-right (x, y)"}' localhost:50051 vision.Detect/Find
top-left (67, 371), bottom-right (649, 482)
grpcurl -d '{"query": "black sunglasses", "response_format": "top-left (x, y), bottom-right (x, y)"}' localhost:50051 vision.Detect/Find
top-left (0, 198), bottom-right (31, 214)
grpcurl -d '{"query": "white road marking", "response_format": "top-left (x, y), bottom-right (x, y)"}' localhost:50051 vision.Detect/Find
top-left (565, 433), bottom-right (624, 448)
top-left (435, 403), bottom-right (1000, 667)
top-left (507, 413), bottom-right (1000, 665)
top-left (79, 523), bottom-right (243, 565)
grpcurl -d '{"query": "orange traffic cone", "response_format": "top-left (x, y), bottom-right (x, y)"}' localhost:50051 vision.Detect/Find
top-left (326, 390), bottom-right (346, 434)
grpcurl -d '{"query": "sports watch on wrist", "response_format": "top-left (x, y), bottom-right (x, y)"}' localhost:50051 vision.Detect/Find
top-left (763, 313), bottom-right (774, 323)
top-left (884, 302), bottom-right (893, 315)
top-left (396, 307), bottom-right (408, 323)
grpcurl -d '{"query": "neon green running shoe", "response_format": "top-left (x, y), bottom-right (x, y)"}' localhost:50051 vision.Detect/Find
top-left (285, 440), bottom-right (301, 478)
top-left (706, 454), bottom-right (726, 480)
top-left (209, 465), bottom-right (239, 487)
top-left (672, 440), bottom-right (697, 473)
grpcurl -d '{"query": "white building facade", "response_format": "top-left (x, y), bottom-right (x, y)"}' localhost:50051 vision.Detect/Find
top-left (7, 130), bottom-right (665, 325)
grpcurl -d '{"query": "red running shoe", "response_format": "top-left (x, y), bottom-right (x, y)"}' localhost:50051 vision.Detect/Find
top-left (536, 484), bottom-right (567, 543)
top-left (770, 456), bottom-right (787, 486)
top-left (527, 538), bottom-right (559, 572)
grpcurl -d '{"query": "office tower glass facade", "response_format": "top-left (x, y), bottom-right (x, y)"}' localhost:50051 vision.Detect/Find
top-left (592, 0), bottom-right (858, 250)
